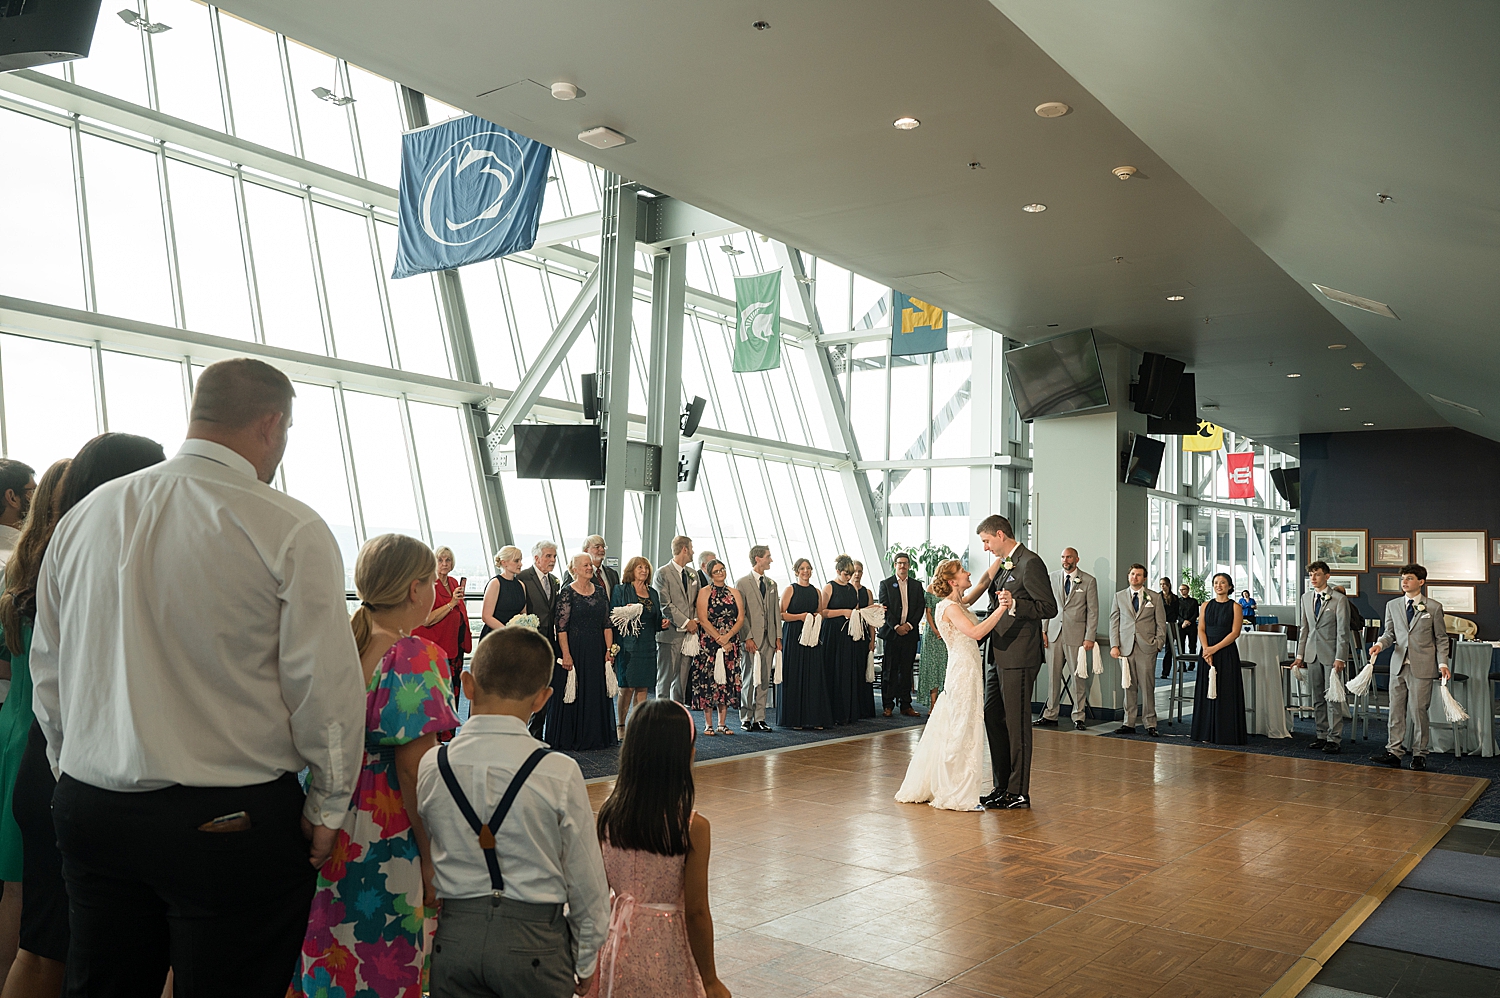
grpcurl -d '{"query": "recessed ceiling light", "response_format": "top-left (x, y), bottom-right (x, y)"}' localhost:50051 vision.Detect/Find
top-left (1035, 102), bottom-right (1071, 118)
top-left (1286, 373), bottom-right (1301, 378)
top-left (1022, 203), bottom-right (1047, 213)
top-left (1327, 343), bottom-right (1346, 350)
top-left (893, 116), bottom-right (920, 130)
top-left (1165, 294), bottom-right (1185, 301)
top-left (752, 19), bottom-right (770, 30)
top-left (1339, 407), bottom-right (1351, 411)
top-left (1351, 362), bottom-right (1366, 370)
top-left (1363, 422), bottom-right (1375, 426)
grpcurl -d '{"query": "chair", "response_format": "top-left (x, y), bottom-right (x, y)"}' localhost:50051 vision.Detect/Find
top-left (1170, 653), bottom-right (1200, 723)
top-left (1283, 662), bottom-right (1313, 724)
top-left (1240, 660), bottom-right (1258, 734)
top-left (1437, 671), bottom-right (1470, 759)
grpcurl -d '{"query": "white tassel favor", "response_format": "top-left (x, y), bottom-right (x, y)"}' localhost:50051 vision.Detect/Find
top-left (1207, 665), bottom-right (1218, 700)
top-left (564, 665), bottom-right (577, 703)
top-left (713, 647), bottom-right (727, 685)
top-left (1327, 666), bottom-right (1347, 705)
top-left (1075, 648), bottom-right (1089, 680)
top-left (848, 607), bottom-right (864, 640)
top-left (1120, 656), bottom-right (1131, 690)
top-left (800, 613), bottom-right (821, 647)
top-left (680, 631), bottom-right (700, 657)
top-left (866, 646), bottom-right (876, 683)
top-left (1344, 660), bottom-right (1376, 697)
top-left (772, 649), bottom-right (783, 684)
top-left (1092, 645), bottom-right (1104, 675)
top-left (1439, 677), bottom-right (1470, 723)
top-left (605, 660), bottom-right (618, 698)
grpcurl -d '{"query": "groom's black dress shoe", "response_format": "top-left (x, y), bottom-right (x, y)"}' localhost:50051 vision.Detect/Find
top-left (1001, 794), bottom-right (1030, 809)
top-left (1034, 717), bottom-right (1058, 727)
top-left (979, 790), bottom-right (1011, 809)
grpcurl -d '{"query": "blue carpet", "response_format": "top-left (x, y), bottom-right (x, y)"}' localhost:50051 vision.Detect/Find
top-left (1401, 849), bottom-right (1500, 903)
top-left (1102, 714), bottom-right (1500, 822)
top-left (1350, 887), bottom-right (1500, 970)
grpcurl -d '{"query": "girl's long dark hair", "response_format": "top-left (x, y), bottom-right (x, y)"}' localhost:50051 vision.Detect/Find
top-left (596, 699), bottom-right (695, 856)
top-left (56, 433), bottom-right (166, 517)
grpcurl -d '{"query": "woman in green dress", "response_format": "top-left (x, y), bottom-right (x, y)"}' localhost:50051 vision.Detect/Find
top-left (610, 555), bottom-right (666, 739)
top-left (917, 588), bottom-right (949, 711)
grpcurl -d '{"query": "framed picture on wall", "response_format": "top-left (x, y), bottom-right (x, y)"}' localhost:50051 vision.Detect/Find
top-left (1371, 538), bottom-right (1409, 568)
top-left (1377, 574), bottom-right (1402, 594)
top-left (1426, 585), bottom-right (1476, 614)
top-left (1309, 529), bottom-right (1367, 573)
top-left (1328, 574), bottom-right (1360, 597)
top-left (1413, 530), bottom-right (1488, 582)
top-left (1492, 538), bottom-right (1500, 564)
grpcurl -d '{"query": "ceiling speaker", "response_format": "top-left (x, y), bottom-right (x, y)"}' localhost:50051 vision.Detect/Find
top-left (581, 373), bottom-right (599, 422)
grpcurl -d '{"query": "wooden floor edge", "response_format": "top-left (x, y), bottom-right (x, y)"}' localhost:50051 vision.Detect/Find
top-left (1261, 775), bottom-right (1492, 997)
top-left (585, 723), bottom-right (919, 784)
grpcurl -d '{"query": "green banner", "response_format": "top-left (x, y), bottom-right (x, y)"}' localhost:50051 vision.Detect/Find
top-left (732, 270), bottom-right (782, 373)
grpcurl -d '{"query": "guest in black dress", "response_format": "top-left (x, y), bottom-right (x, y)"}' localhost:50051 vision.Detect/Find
top-left (478, 545), bottom-right (529, 641)
top-left (546, 553), bottom-right (617, 751)
top-left (779, 558), bottom-right (832, 729)
top-left (850, 561), bottom-right (879, 719)
top-left (1192, 572), bottom-right (1248, 745)
top-left (821, 555), bottom-right (862, 725)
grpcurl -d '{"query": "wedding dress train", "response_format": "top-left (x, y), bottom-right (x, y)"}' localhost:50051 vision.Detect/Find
top-left (895, 599), bottom-right (993, 811)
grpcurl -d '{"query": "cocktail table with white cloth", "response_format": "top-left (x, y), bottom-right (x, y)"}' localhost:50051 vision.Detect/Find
top-left (1235, 631), bottom-right (1292, 738)
top-left (1413, 641), bottom-right (1497, 757)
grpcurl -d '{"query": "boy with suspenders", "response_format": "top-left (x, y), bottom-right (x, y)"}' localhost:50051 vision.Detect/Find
top-left (418, 627), bottom-right (610, 997)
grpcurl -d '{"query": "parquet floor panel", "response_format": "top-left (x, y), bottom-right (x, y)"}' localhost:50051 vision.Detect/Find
top-left (584, 726), bottom-right (1487, 997)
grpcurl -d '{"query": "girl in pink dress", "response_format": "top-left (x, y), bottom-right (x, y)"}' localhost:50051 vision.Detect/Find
top-left (588, 700), bottom-right (730, 998)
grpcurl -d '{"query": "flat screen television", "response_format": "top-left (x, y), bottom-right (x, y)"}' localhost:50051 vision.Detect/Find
top-left (1123, 432), bottom-right (1166, 488)
top-left (1005, 328), bottom-right (1110, 421)
top-left (514, 424), bottom-right (603, 480)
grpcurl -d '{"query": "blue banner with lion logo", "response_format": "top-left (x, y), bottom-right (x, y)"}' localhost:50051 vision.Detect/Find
top-left (392, 115), bottom-right (552, 278)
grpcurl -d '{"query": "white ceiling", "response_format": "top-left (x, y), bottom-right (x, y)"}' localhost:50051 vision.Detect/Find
top-left (215, 0), bottom-right (1480, 451)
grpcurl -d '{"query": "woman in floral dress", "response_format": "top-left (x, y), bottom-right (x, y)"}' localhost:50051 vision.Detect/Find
top-left (690, 559), bottom-right (744, 736)
top-left (294, 534), bottom-right (459, 998)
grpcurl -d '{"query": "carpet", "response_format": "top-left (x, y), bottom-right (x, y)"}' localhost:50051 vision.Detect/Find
top-left (1101, 714), bottom-right (1500, 822)
top-left (1349, 887), bottom-right (1500, 970)
top-left (1399, 848), bottom-right (1500, 903)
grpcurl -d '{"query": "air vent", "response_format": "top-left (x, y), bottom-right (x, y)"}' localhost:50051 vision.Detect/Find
top-left (1428, 394), bottom-right (1482, 417)
top-left (1312, 284), bottom-right (1398, 319)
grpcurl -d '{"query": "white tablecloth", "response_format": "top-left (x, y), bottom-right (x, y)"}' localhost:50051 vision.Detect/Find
top-left (1236, 632), bottom-right (1292, 738)
top-left (1416, 641), bottom-right (1496, 757)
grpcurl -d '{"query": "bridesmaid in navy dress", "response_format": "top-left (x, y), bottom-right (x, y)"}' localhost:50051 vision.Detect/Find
top-left (850, 561), bottom-right (879, 719)
top-left (1192, 572), bottom-right (1248, 745)
top-left (547, 553), bottom-right (617, 751)
top-left (779, 558), bottom-right (832, 729)
top-left (821, 555), bottom-right (861, 725)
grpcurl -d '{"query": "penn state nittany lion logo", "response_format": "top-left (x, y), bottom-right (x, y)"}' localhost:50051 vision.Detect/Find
top-left (419, 131), bottom-right (528, 247)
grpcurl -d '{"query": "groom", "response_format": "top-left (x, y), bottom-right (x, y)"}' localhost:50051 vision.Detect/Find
top-left (969, 514), bottom-right (1056, 810)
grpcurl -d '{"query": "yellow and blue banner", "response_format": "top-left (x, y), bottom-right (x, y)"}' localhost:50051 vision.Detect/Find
top-left (892, 291), bottom-right (947, 356)
top-left (1182, 421), bottom-right (1224, 452)
top-left (392, 115), bottom-right (551, 278)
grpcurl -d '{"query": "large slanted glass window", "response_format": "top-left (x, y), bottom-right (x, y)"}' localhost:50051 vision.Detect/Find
top-left (278, 383), bottom-right (358, 583)
top-left (408, 401), bottom-right (487, 583)
top-left (102, 352), bottom-right (188, 452)
top-left (80, 136), bottom-right (175, 327)
top-left (342, 390), bottom-right (422, 539)
top-left (347, 67), bottom-right (404, 190)
top-left (242, 183), bottom-right (324, 353)
top-left (285, 41), bottom-right (358, 174)
top-left (458, 263), bottom-right (520, 389)
top-left (218, 12), bottom-right (295, 154)
top-left (374, 223), bottom-right (450, 378)
top-left (0, 111), bottom-right (85, 309)
top-left (0, 335), bottom-right (98, 468)
top-left (312, 203), bottom-right (388, 366)
top-left (71, 2), bottom-right (148, 105)
top-left (147, 0), bottom-right (226, 131)
top-left (166, 160), bottom-right (255, 340)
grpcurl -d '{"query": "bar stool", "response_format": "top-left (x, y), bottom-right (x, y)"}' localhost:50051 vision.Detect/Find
top-left (1170, 653), bottom-right (1199, 723)
top-left (1440, 672), bottom-right (1470, 758)
top-left (1240, 660), bottom-right (1258, 734)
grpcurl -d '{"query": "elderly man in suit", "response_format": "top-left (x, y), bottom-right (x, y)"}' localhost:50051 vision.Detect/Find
top-left (879, 552), bottom-right (925, 718)
top-left (1110, 564), bottom-right (1168, 737)
top-left (1038, 547), bottom-right (1099, 731)
top-left (655, 534), bottom-right (701, 702)
top-left (735, 545), bottom-right (780, 731)
top-left (965, 514), bottom-right (1057, 810)
top-left (696, 549), bottom-right (717, 590)
top-left (1369, 563), bottom-right (1450, 771)
top-left (1292, 559), bottom-right (1351, 754)
top-left (516, 540), bottom-right (560, 737)
top-left (563, 534), bottom-right (620, 598)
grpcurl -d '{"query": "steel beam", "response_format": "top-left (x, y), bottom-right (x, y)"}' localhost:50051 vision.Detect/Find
top-left (773, 243), bottom-right (887, 574)
top-left (642, 243), bottom-right (687, 567)
top-left (638, 196), bottom-right (742, 249)
top-left (590, 173), bottom-right (639, 548)
top-left (488, 268), bottom-right (600, 444)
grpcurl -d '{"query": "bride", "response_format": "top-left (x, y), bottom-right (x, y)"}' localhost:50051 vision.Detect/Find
top-left (895, 559), bottom-right (1007, 811)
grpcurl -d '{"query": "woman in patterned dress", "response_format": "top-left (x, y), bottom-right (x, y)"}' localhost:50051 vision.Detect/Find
top-left (549, 553), bottom-right (619, 751)
top-left (294, 534), bottom-right (459, 998)
top-left (690, 560), bottom-right (744, 736)
top-left (917, 587), bottom-right (949, 711)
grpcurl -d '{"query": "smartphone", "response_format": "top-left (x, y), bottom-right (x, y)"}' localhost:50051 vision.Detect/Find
top-left (459, 576), bottom-right (467, 592)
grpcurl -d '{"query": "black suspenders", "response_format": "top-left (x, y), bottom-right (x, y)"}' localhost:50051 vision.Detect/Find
top-left (435, 744), bottom-right (552, 894)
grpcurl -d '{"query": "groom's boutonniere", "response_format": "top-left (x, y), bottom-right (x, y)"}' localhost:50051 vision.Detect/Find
top-left (1002, 558), bottom-right (1014, 572)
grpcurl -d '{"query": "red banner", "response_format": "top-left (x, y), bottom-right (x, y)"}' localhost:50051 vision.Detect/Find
top-left (1226, 451), bottom-right (1255, 499)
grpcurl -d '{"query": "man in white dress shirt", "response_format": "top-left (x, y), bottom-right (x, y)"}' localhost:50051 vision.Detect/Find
top-left (1368, 564), bottom-right (1449, 771)
top-left (1110, 564), bottom-right (1168, 737)
top-left (736, 545), bottom-right (780, 731)
top-left (31, 358), bottom-right (366, 995)
top-left (0, 458), bottom-right (34, 569)
top-left (1039, 548), bottom-right (1099, 730)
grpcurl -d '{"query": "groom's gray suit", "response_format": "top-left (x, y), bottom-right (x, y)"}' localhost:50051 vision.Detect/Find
top-left (1372, 593), bottom-right (1448, 759)
top-left (1295, 587), bottom-right (1350, 742)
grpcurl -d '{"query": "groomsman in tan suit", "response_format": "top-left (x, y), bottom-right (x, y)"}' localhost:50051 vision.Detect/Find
top-left (1038, 548), bottom-right (1098, 730)
top-left (1110, 564), bottom-right (1168, 736)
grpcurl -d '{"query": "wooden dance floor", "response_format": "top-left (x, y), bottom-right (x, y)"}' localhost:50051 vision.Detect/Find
top-left (586, 728), bottom-right (1487, 998)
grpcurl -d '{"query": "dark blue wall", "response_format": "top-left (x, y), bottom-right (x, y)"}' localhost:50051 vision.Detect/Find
top-left (1300, 427), bottom-right (1499, 639)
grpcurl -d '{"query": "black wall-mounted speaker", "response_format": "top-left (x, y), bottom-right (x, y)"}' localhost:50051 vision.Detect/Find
top-left (1146, 373), bottom-right (1199, 436)
top-left (681, 396), bottom-right (706, 438)
top-left (1270, 467), bottom-right (1300, 509)
top-left (581, 373), bottom-right (599, 421)
top-left (1133, 353), bottom-right (1186, 418)
top-left (0, 0), bottom-right (104, 73)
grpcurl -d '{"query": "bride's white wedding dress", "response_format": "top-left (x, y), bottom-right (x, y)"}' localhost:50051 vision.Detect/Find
top-left (895, 598), bottom-right (993, 811)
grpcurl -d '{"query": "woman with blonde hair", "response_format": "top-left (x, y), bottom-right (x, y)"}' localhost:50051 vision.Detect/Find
top-left (477, 545), bottom-right (528, 642)
top-left (294, 534), bottom-right (460, 998)
top-left (895, 559), bottom-right (1009, 811)
top-left (412, 544), bottom-right (471, 707)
